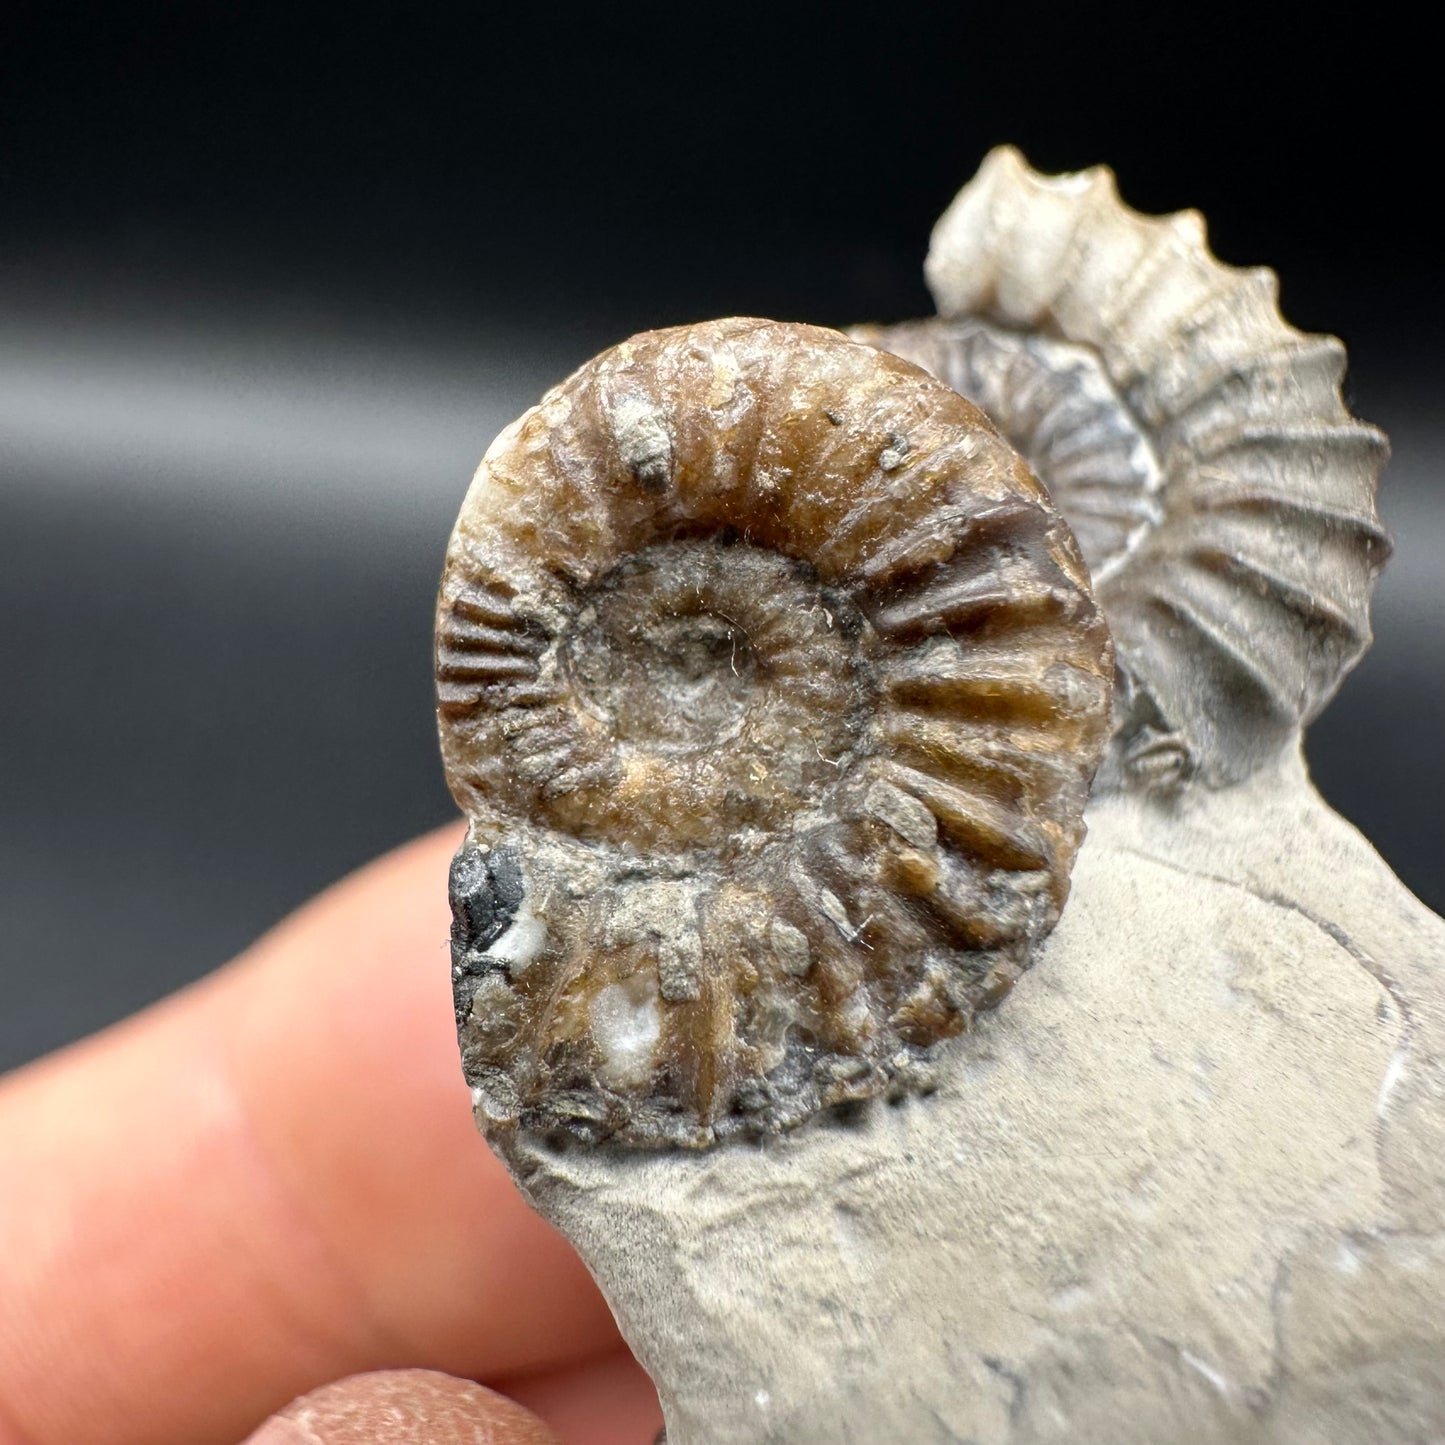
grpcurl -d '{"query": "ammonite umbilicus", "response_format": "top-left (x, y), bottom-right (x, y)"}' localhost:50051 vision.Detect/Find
top-left (436, 319), bottom-right (1112, 1147)
top-left (856, 147), bottom-right (1390, 793)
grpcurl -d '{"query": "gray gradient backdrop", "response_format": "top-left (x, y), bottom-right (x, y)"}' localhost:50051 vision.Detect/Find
top-left (3, 280), bottom-right (1440, 1073)
top-left (2, 4), bottom-right (1441, 1072)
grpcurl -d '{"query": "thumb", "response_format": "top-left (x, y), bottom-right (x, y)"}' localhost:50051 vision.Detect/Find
top-left (241, 1370), bottom-right (560, 1444)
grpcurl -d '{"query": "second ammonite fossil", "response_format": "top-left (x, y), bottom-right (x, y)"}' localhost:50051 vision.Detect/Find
top-left (856, 147), bottom-right (1390, 793)
top-left (437, 318), bottom-right (1113, 1147)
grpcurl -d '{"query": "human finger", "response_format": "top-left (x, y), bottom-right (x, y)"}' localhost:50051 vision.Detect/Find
top-left (240, 1369), bottom-right (560, 1445)
top-left (0, 828), bottom-right (632, 1445)
top-left (500, 1351), bottom-right (665, 1445)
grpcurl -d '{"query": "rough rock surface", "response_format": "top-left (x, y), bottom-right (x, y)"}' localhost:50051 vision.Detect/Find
top-left (492, 751), bottom-right (1444, 1443)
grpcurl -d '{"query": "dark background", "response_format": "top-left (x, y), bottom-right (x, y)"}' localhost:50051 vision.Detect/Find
top-left (2, 4), bottom-right (1440, 1071)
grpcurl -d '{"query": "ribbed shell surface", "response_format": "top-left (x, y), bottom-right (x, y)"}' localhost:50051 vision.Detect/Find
top-left (437, 319), bottom-right (1113, 1146)
top-left (857, 148), bottom-right (1390, 791)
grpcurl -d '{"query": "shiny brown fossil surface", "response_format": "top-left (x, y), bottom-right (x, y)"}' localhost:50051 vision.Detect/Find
top-left (436, 318), bottom-right (1112, 1147)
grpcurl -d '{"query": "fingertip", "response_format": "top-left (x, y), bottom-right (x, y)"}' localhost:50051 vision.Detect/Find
top-left (0, 825), bottom-right (620, 1445)
top-left (241, 1370), bottom-right (560, 1445)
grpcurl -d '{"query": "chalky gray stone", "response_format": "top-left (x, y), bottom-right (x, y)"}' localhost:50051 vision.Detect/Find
top-left (493, 751), bottom-right (1444, 1443)
top-left (438, 151), bottom-right (1437, 1440)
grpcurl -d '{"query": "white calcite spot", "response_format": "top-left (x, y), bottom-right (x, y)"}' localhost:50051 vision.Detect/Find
top-left (1377, 1048), bottom-right (1408, 1119)
top-left (488, 904), bottom-right (547, 974)
top-left (590, 974), bottom-right (662, 1090)
top-left (1179, 1348), bottom-right (1231, 1398)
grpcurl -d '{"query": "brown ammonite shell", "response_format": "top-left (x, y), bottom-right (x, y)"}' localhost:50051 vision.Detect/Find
top-left (436, 318), bottom-right (1113, 1148)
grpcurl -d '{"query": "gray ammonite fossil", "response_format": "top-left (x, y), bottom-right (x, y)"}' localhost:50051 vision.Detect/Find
top-left (436, 318), bottom-right (1113, 1148)
top-left (856, 147), bottom-right (1390, 793)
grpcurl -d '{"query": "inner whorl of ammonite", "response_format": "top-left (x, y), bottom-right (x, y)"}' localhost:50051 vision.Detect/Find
top-left (853, 319), bottom-right (1164, 587)
top-left (555, 539), bottom-right (866, 849)
top-left (855, 147), bottom-right (1390, 795)
top-left (436, 318), bottom-right (1113, 1148)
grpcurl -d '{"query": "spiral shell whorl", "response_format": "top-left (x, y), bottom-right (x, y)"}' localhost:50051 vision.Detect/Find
top-left (438, 319), bottom-right (1112, 1147)
top-left (857, 147), bottom-right (1390, 793)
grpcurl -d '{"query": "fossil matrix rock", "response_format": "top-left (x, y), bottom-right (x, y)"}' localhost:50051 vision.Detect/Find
top-left (436, 155), bottom-right (1445, 1443)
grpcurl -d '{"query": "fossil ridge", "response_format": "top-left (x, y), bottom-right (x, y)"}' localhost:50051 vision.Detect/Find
top-left (437, 319), bottom-right (1112, 1147)
top-left (857, 146), bottom-right (1390, 794)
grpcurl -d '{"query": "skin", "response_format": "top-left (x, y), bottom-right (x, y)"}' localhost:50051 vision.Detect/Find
top-left (0, 827), bottom-right (664, 1445)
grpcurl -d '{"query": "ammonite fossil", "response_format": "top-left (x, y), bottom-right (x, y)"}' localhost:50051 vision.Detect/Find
top-left (436, 319), bottom-right (1113, 1147)
top-left (856, 147), bottom-right (1390, 793)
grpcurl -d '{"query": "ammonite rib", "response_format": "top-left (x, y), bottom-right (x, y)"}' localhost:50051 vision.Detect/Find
top-left (855, 146), bottom-right (1390, 792)
top-left (437, 319), bottom-right (1113, 1147)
